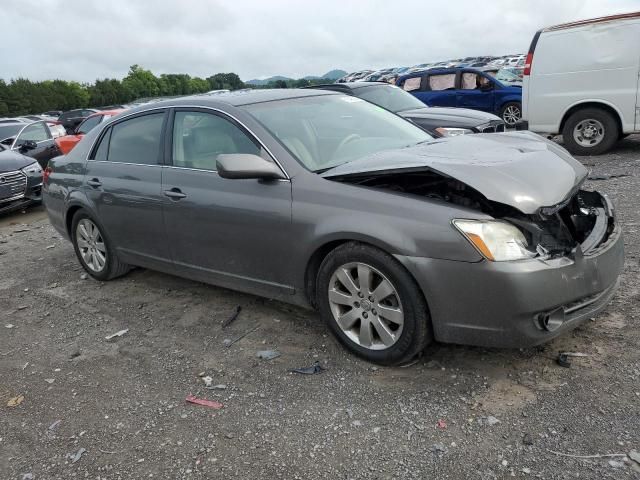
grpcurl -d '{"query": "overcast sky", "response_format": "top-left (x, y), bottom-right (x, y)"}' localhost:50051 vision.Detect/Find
top-left (3, 0), bottom-right (640, 82)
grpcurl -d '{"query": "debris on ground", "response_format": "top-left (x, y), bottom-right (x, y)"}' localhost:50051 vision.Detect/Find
top-left (436, 419), bottom-right (447, 430)
top-left (5, 324), bottom-right (14, 329)
top-left (7, 395), bottom-right (24, 407)
top-left (560, 352), bottom-right (589, 357)
top-left (257, 349), bottom-right (281, 361)
top-left (290, 361), bottom-right (325, 375)
top-left (185, 394), bottom-right (224, 409)
top-left (44, 378), bottom-right (55, 384)
top-left (221, 305), bottom-right (242, 328)
top-left (45, 244), bottom-right (55, 249)
top-left (201, 376), bottom-right (213, 387)
top-left (223, 325), bottom-right (260, 348)
top-left (546, 449), bottom-right (627, 459)
top-left (523, 433), bottom-right (534, 445)
top-left (105, 329), bottom-right (129, 341)
top-left (431, 443), bottom-right (448, 455)
top-left (49, 420), bottom-right (62, 431)
top-left (628, 450), bottom-right (640, 465)
top-left (21, 474), bottom-right (34, 480)
top-left (557, 353), bottom-right (572, 368)
top-left (80, 273), bottom-right (88, 280)
top-left (588, 173), bottom-right (629, 181)
top-left (478, 415), bottom-right (500, 426)
top-left (67, 447), bottom-right (87, 464)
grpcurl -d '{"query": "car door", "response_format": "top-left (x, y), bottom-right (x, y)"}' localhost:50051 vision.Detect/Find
top-left (83, 110), bottom-right (172, 269)
top-left (422, 72), bottom-right (458, 107)
top-left (161, 108), bottom-right (294, 297)
top-left (12, 121), bottom-right (59, 168)
top-left (456, 72), bottom-right (495, 112)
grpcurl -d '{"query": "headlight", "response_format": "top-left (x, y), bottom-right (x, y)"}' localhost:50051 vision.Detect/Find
top-left (434, 127), bottom-right (474, 137)
top-left (453, 219), bottom-right (535, 261)
top-left (22, 162), bottom-right (43, 176)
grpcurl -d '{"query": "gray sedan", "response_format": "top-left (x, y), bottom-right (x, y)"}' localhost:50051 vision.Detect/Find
top-left (43, 89), bottom-right (623, 365)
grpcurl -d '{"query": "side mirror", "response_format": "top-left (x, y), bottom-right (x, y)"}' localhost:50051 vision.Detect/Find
top-left (216, 154), bottom-right (285, 180)
top-left (18, 140), bottom-right (38, 152)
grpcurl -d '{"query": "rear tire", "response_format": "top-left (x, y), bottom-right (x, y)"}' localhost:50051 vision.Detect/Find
top-left (561, 108), bottom-right (619, 155)
top-left (71, 210), bottom-right (130, 281)
top-left (316, 242), bottom-right (432, 365)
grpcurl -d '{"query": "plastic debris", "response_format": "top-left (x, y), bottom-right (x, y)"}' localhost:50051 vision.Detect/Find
top-left (436, 419), bottom-right (447, 430)
top-left (209, 384), bottom-right (227, 390)
top-left (221, 305), bottom-right (242, 328)
top-left (44, 378), bottom-right (55, 384)
top-left (431, 443), bottom-right (448, 455)
top-left (290, 361), bottom-right (325, 375)
top-left (478, 415), bottom-right (500, 426)
top-left (201, 376), bottom-right (213, 387)
top-left (105, 329), bottom-right (129, 340)
top-left (49, 420), bottom-right (62, 431)
top-left (629, 450), bottom-right (640, 465)
top-left (224, 325), bottom-right (260, 348)
top-left (185, 394), bottom-right (223, 409)
top-left (5, 324), bottom-right (14, 329)
top-left (21, 474), bottom-right (34, 480)
top-left (7, 395), bottom-right (24, 407)
top-left (560, 352), bottom-right (589, 357)
top-left (557, 353), bottom-right (571, 368)
top-left (67, 447), bottom-right (86, 463)
top-left (257, 350), bottom-right (281, 361)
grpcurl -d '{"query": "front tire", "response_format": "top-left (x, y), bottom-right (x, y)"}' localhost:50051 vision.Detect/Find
top-left (71, 210), bottom-right (130, 281)
top-left (499, 102), bottom-right (522, 127)
top-left (561, 108), bottom-right (619, 155)
top-left (317, 242), bottom-right (432, 365)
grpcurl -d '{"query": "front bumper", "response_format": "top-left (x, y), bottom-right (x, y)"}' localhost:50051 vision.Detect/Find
top-left (396, 223), bottom-right (624, 348)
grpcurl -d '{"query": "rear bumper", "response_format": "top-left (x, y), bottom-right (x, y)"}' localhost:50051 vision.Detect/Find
top-left (396, 224), bottom-right (624, 348)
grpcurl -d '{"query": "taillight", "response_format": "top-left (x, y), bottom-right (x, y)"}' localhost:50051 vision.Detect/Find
top-left (523, 52), bottom-right (533, 76)
top-left (43, 166), bottom-right (52, 185)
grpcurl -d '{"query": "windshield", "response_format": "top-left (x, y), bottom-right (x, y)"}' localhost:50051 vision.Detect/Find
top-left (495, 69), bottom-right (520, 83)
top-left (355, 85), bottom-right (427, 113)
top-left (243, 95), bottom-right (432, 172)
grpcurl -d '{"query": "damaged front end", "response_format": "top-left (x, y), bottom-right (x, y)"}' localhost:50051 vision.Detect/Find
top-left (327, 168), bottom-right (615, 260)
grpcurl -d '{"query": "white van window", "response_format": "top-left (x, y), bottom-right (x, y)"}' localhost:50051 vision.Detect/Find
top-left (462, 73), bottom-right (478, 89)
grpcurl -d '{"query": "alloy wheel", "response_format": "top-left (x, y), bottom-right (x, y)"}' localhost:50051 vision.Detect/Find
top-left (76, 218), bottom-right (107, 272)
top-left (573, 119), bottom-right (605, 148)
top-left (327, 262), bottom-right (404, 350)
top-left (502, 105), bottom-right (521, 125)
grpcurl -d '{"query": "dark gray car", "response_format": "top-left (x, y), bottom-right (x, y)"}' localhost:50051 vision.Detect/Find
top-left (42, 89), bottom-right (624, 365)
top-left (310, 82), bottom-right (505, 136)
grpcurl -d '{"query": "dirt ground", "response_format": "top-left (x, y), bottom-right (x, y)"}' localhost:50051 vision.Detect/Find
top-left (1, 136), bottom-right (639, 480)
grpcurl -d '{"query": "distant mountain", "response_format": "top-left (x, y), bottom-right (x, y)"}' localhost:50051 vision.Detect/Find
top-left (245, 69), bottom-right (347, 85)
top-left (322, 69), bottom-right (348, 80)
top-left (245, 75), bottom-right (292, 86)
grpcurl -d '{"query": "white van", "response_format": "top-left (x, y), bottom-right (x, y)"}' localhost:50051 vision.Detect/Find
top-left (522, 12), bottom-right (640, 155)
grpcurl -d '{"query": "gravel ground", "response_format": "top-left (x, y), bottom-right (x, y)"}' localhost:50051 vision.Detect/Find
top-left (1, 136), bottom-right (639, 480)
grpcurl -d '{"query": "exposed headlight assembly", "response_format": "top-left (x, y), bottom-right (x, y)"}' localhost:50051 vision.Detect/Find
top-left (22, 162), bottom-right (42, 176)
top-left (453, 219), bottom-right (536, 261)
top-left (434, 127), bottom-right (473, 137)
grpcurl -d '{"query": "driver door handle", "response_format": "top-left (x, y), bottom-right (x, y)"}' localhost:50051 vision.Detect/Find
top-left (164, 188), bottom-right (187, 200)
top-left (87, 178), bottom-right (102, 188)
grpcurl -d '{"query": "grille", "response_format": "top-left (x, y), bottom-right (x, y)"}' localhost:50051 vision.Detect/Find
top-left (0, 170), bottom-right (27, 202)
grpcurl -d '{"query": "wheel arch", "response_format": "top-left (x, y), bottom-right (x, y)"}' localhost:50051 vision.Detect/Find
top-left (559, 101), bottom-right (623, 136)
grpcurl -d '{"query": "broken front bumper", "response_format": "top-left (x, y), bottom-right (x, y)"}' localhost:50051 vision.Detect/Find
top-left (396, 223), bottom-right (624, 348)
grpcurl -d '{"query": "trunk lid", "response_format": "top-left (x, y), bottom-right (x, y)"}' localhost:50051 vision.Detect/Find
top-left (322, 131), bottom-right (587, 214)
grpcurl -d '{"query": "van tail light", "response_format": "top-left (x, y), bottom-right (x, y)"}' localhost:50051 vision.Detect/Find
top-left (523, 52), bottom-right (534, 76)
top-left (43, 166), bottom-right (52, 185)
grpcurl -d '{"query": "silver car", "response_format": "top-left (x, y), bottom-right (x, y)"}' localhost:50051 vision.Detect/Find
top-left (43, 89), bottom-right (624, 365)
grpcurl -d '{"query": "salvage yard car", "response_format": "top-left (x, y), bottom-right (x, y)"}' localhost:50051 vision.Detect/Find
top-left (310, 82), bottom-right (505, 136)
top-left (43, 90), bottom-right (624, 365)
top-left (0, 120), bottom-right (62, 168)
top-left (397, 67), bottom-right (523, 126)
top-left (55, 109), bottom-right (125, 154)
top-left (523, 11), bottom-right (640, 155)
top-left (0, 145), bottom-right (43, 215)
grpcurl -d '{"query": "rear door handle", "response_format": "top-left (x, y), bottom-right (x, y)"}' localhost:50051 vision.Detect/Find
top-left (87, 178), bottom-right (102, 188)
top-left (164, 188), bottom-right (187, 200)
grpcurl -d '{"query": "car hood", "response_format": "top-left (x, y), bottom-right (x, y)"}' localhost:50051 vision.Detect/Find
top-left (321, 131), bottom-right (588, 214)
top-left (0, 149), bottom-right (35, 172)
top-left (400, 107), bottom-right (501, 123)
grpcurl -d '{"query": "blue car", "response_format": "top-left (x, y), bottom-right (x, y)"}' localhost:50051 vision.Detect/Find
top-left (396, 68), bottom-right (522, 127)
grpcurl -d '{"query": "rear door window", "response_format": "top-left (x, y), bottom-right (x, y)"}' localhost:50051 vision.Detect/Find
top-left (99, 113), bottom-right (165, 165)
top-left (77, 115), bottom-right (102, 135)
top-left (15, 122), bottom-right (50, 145)
top-left (461, 73), bottom-right (479, 89)
top-left (402, 77), bottom-right (422, 92)
top-left (428, 73), bottom-right (456, 91)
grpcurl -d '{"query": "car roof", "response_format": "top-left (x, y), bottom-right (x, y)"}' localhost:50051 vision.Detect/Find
top-left (545, 10), bottom-right (640, 31)
top-left (304, 82), bottom-right (389, 92)
top-left (87, 109), bottom-right (126, 118)
top-left (125, 89), bottom-right (339, 113)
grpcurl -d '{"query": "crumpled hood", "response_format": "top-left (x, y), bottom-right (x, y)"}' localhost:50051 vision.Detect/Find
top-left (322, 131), bottom-right (588, 214)
top-left (0, 149), bottom-right (36, 172)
